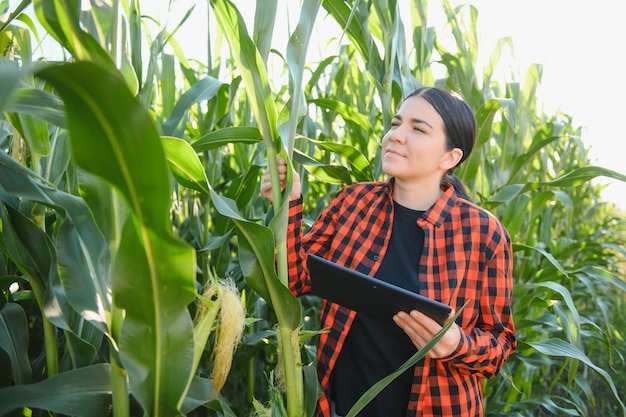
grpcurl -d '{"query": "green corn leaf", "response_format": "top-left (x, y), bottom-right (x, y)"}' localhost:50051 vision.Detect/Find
top-left (0, 0), bottom-right (31, 32)
top-left (37, 60), bottom-right (197, 417)
top-left (281, 0), bottom-right (321, 153)
top-left (210, 0), bottom-right (281, 153)
top-left (5, 87), bottom-right (66, 128)
top-left (0, 58), bottom-right (21, 112)
top-left (534, 166), bottom-right (626, 188)
top-left (304, 137), bottom-right (373, 182)
top-left (0, 303), bottom-right (32, 385)
top-left (161, 134), bottom-right (302, 329)
top-left (513, 243), bottom-right (569, 278)
top-left (0, 152), bottom-right (111, 333)
top-left (162, 136), bottom-right (211, 196)
top-left (162, 76), bottom-right (224, 136)
top-left (0, 364), bottom-right (113, 417)
top-left (527, 338), bottom-right (626, 414)
top-left (192, 126), bottom-right (263, 152)
top-left (308, 97), bottom-right (371, 129)
top-left (33, 0), bottom-right (116, 71)
top-left (252, 0), bottom-right (277, 62)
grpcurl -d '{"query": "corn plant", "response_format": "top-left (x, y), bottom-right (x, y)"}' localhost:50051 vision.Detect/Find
top-left (1, 0), bottom-right (626, 416)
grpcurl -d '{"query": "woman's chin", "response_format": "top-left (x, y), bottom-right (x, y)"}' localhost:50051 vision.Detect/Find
top-left (382, 165), bottom-right (401, 177)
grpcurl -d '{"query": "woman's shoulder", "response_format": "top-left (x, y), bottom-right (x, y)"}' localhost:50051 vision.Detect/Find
top-left (336, 181), bottom-right (389, 198)
top-left (453, 198), bottom-right (511, 241)
top-left (325, 181), bottom-right (391, 212)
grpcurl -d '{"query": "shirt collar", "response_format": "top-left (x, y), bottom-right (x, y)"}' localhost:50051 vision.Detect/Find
top-left (424, 183), bottom-right (457, 228)
top-left (386, 178), bottom-right (457, 228)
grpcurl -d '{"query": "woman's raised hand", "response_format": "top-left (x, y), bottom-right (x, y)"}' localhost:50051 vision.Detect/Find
top-left (260, 157), bottom-right (301, 203)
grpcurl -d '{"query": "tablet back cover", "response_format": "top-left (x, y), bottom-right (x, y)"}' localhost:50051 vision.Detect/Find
top-left (308, 254), bottom-right (451, 325)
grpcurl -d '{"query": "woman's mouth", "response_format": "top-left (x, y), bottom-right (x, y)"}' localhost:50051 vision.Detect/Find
top-left (384, 148), bottom-right (404, 158)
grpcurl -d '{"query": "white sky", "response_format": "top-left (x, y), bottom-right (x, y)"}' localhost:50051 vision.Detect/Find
top-left (466, 0), bottom-right (626, 209)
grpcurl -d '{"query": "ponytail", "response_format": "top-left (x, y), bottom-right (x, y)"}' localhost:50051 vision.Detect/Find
top-left (442, 173), bottom-right (472, 202)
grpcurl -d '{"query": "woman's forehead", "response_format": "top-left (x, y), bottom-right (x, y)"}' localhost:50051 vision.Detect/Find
top-left (396, 96), bottom-right (443, 126)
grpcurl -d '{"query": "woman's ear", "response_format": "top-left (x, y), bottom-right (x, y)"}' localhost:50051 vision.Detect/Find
top-left (441, 148), bottom-right (464, 171)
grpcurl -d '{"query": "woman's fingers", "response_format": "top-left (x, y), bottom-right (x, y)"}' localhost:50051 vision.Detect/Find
top-left (393, 310), bottom-right (461, 358)
top-left (260, 157), bottom-right (301, 203)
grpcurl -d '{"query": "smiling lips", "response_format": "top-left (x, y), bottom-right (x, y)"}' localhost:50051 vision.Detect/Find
top-left (384, 148), bottom-right (405, 158)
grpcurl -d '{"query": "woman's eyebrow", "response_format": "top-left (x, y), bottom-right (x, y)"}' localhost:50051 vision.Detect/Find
top-left (393, 114), bottom-right (434, 129)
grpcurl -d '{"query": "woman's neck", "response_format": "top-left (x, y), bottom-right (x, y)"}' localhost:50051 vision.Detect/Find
top-left (391, 178), bottom-right (443, 211)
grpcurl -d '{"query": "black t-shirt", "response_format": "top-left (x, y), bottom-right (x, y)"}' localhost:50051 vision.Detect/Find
top-left (331, 203), bottom-right (425, 416)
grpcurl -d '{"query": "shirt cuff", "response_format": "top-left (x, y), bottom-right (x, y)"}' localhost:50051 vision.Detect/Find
top-left (442, 327), bottom-right (469, 361)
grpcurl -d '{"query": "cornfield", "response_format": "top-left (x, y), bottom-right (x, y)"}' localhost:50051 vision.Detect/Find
top-left (0, 0), bottom-right (625, 416)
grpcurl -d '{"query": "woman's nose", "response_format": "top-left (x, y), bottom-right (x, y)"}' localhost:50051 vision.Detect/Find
top-left (386, 126), bottom-right (406, 143)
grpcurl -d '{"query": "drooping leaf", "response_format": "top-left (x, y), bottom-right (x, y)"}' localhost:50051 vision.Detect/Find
top-left (192, 126), bottom-right (263, 151)
top-left (527, 338), bottom-right (626, 414)
top-left (4, 87), bottom-right (66, 128)
top-left (161, 76), bottom-right (224, 136)
top-left (0, 303), bottom-right (32, 385)
top-left (0, 364), bottom-right (113, 417)
top-left (162, 136), bottom-right (211, 196)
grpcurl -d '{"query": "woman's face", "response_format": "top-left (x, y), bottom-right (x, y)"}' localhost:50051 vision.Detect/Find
top-left (381, 95), bottom-right (461, 183)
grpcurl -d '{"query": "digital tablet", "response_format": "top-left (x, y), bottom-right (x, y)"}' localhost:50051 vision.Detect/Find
top-left (307, 254), bottom-right (452, 325)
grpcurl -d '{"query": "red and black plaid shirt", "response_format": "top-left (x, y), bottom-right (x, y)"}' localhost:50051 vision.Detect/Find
top-left (287, 180), bottom-right (516, 417)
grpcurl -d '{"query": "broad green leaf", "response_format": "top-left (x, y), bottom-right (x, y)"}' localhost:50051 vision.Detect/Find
top-left (181, 376), bottom-right (215, 414)
top-left (0, 57), bottom-right (21, 113)
top-left (162, 76), bottom-right (224, 136)
top-left (308, 97), bottom-right (371, 129)
top-left (192, 126), bottom-right (262, 152)
top-left (37, 60), bottom-right (197, 416)
top-left (33, 0), bottom-right (117, 71)
top-left (114, 220), bottom-right (196, 416)
top-left (578, 265), bottom-right (626, 294)
top-left (54, 199), bottom-right (111, 331)
top-left (0, 0), bottom-right (31, 32)
top-left (0, 203), bottom-right (53, 286)
top-left (322, 0), bottom-right (383, 77)
top-left (162, 136), bottom-right (211, 196)
top-left (528, 281), bottom-right (581, 335)
top-left (44, 132), bottom-right (71, 185)
top-left (0, 152), bottom-right (111, 332)
top-left (210, 0), bottom-right (281, 152)
top-left (482, 36), bottom-right (513, 90)
top-left (5, 87), bottom-right (67, 128)
top-left (475, 98), bottom-right (516, 148)
top-left (533, 166), bottom-right (626, 188)
top-left (236, 220), bottom-right (301, 330)
top-left (0, 303), bottom-right (32, 385)
top-left (0, 200), bottom-right (107, 355)
top-left (196, 230), bottom-right (235, 252)
top-left (0, 364), bottom-right (112, 417)
top-left (4, 109), bottom-right (51, 157)
top-left (304, 137), bottom-right (373, 182)
top-left (513, 243), bottom-right (569, 278)
top-left (37, 61), bottom-right (171, 236)
top-left (304, 163), bottom-right (353, 185)
top-left (252, 0), bottom-right (277, 62)
top-left (527, 338), bottom-right (626, 414)
top-left (281, 0), bottom-right (321, 153)
top-left (487, 184), bottom-right (525, 203)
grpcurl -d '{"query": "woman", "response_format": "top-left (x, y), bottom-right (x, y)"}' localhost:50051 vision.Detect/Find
top-left (260, 86), bottom-right (516, 417)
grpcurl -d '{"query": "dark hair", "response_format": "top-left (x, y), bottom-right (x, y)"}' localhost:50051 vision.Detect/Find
top-left (405, 87), bottom-right (476, 200)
